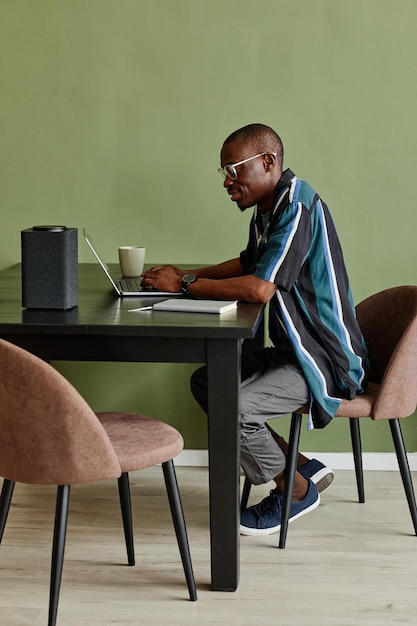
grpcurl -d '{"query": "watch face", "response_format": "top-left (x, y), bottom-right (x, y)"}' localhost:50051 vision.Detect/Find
top-left (182, 274), bottom-right (196, 283)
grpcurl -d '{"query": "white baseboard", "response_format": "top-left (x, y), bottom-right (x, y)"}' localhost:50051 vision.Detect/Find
top-left (175, 449), bottom-right (417, 471)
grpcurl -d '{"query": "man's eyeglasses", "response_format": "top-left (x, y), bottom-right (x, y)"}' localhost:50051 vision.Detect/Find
top-left (218, 152), bottom-right (277, 180)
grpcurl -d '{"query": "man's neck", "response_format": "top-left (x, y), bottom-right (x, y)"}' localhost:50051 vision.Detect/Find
top-left (258, 170), bottom-right (283, 213)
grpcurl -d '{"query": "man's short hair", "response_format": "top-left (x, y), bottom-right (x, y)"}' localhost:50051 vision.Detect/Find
top-left (224, 123), bottom-right (284, 168)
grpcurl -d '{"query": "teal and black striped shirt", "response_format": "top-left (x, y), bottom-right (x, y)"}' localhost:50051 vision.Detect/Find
top-left (240, 168), bottom-right (369, 429)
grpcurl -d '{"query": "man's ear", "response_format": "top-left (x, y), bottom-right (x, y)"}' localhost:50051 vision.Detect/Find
top-left (263, 152), bottom-right (276, 172)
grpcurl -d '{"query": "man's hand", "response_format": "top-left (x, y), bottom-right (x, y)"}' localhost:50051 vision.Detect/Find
top-left (141, 264), bottom-right (182, 292)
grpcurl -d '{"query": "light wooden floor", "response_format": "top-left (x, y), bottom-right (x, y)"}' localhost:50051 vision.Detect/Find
top-left (1, 467), bottom-right (417, 626)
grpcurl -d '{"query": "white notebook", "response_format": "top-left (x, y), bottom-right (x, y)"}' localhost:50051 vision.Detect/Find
top-left (153, 298), bottom-right (238, 314)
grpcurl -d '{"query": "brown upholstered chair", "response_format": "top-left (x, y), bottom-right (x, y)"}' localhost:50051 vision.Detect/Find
top-left (241, 285), bottom-right (417, 548)
top-left (0, 339), bottom-right (196, 626)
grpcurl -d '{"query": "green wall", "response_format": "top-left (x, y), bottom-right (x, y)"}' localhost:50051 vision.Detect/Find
top-left (1, 0), bottom-right (417, 452)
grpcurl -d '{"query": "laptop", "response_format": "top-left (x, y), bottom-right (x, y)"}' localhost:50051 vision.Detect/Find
top-left (83, 229), bottom-right (181, 296)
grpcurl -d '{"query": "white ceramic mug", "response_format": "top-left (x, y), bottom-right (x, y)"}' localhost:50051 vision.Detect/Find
top-left (118, 246), bottom-right (146, 277)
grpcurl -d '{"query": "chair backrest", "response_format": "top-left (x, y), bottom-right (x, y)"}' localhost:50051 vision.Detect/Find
top-left (356, 285), bottom-right (417, 420)
top-left (0, 339), bottom-right (121, 485)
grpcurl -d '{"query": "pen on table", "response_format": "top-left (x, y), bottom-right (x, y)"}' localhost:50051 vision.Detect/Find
top-left (128, 305), bottom-right (153, 312)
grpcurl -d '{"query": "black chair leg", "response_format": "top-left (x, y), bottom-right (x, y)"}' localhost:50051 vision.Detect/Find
top-left (49, 485), bottom-right (70, 626)
top-left (389, 418), bottom-right (417, 535)
top-left (0, 479), bottom-right (15, 543)
top-left (349, 417), bottom-right (365, 503)
top-left (162, 460), bottom-right (197, 601)
top-left (241, 477), bottom-right (251, 512)
top-left (278, 412), bottom-right (302, 549)
top-left (118, 473), bottom-right (135, 566)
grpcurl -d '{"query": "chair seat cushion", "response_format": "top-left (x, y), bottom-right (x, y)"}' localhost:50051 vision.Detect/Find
top-left (96, 412), bottom-right (184, 472)
top-left (335, 382), bottom-right (379, 418)
top-left (295, 383), bottom-right (379, 419)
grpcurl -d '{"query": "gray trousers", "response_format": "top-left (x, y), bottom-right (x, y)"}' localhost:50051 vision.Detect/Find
top-left (190, 344), bottom-right (309, 485)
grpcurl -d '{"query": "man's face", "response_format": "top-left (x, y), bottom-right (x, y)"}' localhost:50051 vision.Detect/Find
top-left (219, 141), bottom-right (276, 212)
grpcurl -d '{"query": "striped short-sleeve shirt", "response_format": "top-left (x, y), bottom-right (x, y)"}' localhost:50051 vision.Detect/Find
top-left (240, 168), bottom-right (369, 429)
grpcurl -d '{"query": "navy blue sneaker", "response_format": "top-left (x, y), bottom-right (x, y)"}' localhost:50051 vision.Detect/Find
top-left (298, 459), bottom-right (334, 493)
top-left (240, 480), bottom-right (320, 536)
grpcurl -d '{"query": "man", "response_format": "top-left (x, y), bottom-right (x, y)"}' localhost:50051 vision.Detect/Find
top-left (142, 123), bottom-right (369, 536)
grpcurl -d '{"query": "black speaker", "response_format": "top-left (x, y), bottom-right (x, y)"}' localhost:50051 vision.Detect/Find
top-left (21, 226), bottom-right (78, 309)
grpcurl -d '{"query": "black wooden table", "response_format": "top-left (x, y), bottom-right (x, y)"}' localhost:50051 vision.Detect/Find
top-left (0, 263), bottom-right (263, 591)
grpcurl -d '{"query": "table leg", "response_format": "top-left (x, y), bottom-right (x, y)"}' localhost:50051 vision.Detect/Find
top-left (206, 337), bottom-right (241, 591)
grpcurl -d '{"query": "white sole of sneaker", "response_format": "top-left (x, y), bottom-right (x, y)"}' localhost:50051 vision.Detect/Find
top-left (240, 493), bottom-right (321, 536)
top-left (312, 467), bottom-right (334, 493)
top-left (240, 524), bottom-right (281, 536)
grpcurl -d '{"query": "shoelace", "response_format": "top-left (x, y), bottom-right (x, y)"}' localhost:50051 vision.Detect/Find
top-left (252, 489), bottom-right (281, 520)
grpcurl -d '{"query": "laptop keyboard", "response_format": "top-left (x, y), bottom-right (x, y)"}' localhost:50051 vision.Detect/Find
top-left (119, 278), bottom-right (142, 292)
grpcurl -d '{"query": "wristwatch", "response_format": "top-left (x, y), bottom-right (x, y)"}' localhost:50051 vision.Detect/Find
top-left (181, 273), bottom-right (197, 296)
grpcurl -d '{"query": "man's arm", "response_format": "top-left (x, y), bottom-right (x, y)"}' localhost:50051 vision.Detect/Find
top-left (141, 258), bottom-right (276, 303)
top-left (192, 258), bottom-right (244, 280)
top-left (186, 273), bottom-right (276, 303)
top-left (142, 258), bottom-right (244, 281)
